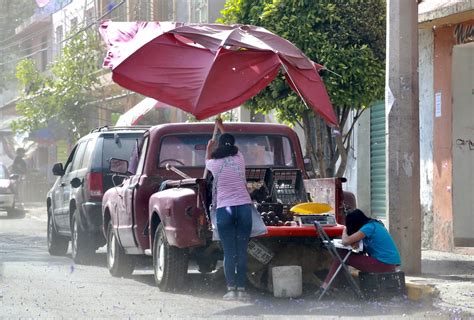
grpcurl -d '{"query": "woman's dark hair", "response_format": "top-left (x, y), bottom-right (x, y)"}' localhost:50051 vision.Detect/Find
top-left (345, 209), bottom-right (378, 235)
top-left (211, 133), bottom-right (238, 159)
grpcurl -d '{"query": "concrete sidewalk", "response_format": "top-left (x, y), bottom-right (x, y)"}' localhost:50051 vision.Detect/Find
top-left (405, 249), bottom-right (474, 316)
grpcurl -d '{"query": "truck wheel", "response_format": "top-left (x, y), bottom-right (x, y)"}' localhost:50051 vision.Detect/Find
top-left (71, 210), bottom-right (94, 264)
top-left (107, 221), bottom-right (134, 277)
top-left (47, 207), bottom-right (68, 256)
top-left (153, 224), bottom-right (189, 291)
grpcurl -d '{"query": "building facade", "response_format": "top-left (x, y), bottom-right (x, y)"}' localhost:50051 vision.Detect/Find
top-left (0, 0), bottom-right (228, 201)
top-left (418, 0), bottom-right (473, 250)
top-left (347, 0), bottom-right (473, 251)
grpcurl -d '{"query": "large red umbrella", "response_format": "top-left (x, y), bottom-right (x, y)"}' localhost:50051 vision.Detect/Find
top-left (99, 21), bottom-right (338, 126)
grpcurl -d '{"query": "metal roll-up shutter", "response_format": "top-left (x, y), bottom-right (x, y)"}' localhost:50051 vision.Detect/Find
top-left (370, 101), bottom-right (386, 218)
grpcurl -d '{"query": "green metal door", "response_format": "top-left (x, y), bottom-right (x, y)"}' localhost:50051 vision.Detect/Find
top-left (370, 101), bottom-right (386, 218)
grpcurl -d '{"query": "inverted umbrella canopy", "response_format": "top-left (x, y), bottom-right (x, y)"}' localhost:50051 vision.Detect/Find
top-left (99, 21), bottom-right (338, 126)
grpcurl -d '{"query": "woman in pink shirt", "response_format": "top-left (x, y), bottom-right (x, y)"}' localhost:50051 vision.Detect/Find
top-left (206, 120), bottom-right (252, 301)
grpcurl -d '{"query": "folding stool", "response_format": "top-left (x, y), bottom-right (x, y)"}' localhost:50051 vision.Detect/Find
top-left (314, 221), bottom-right (365, 301)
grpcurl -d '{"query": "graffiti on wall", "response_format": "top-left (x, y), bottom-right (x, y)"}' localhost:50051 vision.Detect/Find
top-left (456, 138), bottom-right (474, 151)
top-left (454, 23), bottom-right (474, 44)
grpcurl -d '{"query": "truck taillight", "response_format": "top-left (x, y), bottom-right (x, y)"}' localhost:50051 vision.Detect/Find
top-left (87, 172), bottom-right (103, 200)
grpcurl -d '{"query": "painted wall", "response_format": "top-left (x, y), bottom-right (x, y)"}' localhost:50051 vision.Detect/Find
top-left (432, 24), bottom-right (456, 251)
top-left (418, 28), bottom-right (435, 249)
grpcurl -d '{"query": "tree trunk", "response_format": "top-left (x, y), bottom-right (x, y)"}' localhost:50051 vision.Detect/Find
top-left (302, 110), bottom-right (318, 178)
top-left (335, 133), bottom-right (348, 177)
top-left (314, 114), bottom-right (327, 178)
top-left (301, 107), bottom-right (364, 178)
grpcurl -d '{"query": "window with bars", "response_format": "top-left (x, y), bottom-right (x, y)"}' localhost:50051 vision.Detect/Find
top-left (101, 0), bottom-right (127, 20)
top-left (41, 35), bottom-right (48, 71)
top-left (56, 26), bottom-right (63, 56)
top-left (131, 0), bottom-right (151, 21)
top-left (153, 0), bottom-right (174, 21)
top-left (190, 0), bottom-right (208, 23)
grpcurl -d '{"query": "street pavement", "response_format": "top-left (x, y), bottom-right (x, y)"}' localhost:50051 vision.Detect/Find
top-left (1, 203), bottom-right (472, 319)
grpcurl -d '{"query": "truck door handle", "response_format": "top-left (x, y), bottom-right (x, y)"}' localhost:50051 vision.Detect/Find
top-left (60, 183), bottom-right (66, 187)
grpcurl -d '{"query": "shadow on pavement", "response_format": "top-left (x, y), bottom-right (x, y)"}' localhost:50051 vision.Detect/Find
top-left (0, 209), bottom-right (26, 220)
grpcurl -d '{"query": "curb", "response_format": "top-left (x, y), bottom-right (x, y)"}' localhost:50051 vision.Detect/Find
top-left (405, 280), bottom-right (439, 302)
top-left (350, 270), bottom-right (438, 302)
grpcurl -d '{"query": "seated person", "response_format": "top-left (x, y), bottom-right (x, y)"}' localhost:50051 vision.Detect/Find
top-left (320, 209), bottom-right (401, 292)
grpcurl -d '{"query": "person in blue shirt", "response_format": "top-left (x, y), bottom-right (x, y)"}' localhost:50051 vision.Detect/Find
top-left (320, 209), bottom-right (401, 291)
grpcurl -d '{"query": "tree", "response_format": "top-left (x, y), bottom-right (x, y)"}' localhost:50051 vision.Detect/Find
top-left (219, 0), bottom-right (385, 177)
top-left (12, 30), bottom-right (103, 141)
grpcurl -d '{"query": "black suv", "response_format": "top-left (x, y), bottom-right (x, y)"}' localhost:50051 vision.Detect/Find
top-left (46, 126), bottom-right (147, 263)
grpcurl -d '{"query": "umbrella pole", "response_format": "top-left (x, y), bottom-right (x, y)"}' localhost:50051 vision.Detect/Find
top-left (281, 62), bottom-right (311, 111)
top-left (203, 114), bottom-right (222, 179)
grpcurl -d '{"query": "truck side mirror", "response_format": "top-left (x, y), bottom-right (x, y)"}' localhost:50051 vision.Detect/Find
top-left (109, 158), bottom-right (129, 175)
top-left (52, 163), bottom-right (64, 176)
top-left (303, 157), bottom-right (313, 173)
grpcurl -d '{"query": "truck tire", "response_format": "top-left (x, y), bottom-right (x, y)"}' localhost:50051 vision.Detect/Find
top-left (47, 207), bottom-right (69, 256)
top-left (107, 221), bottom-right (134, 277)
top-left (71, 209), bottom-right (94, 264)
top-left (153, 224), bottom-right (189, 291)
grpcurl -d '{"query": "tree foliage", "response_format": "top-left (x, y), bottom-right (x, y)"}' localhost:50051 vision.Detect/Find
top-left (219, 0), bottom-right (385, 177)
top-left (12, 30), bottom-right (103, 141)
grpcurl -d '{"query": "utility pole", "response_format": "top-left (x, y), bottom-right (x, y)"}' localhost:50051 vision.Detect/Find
top-left (386, 1), bottom-right (421, 274)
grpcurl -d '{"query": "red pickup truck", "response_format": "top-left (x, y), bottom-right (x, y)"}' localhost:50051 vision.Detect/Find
top-left (102, 122), bottom-right (354, 291)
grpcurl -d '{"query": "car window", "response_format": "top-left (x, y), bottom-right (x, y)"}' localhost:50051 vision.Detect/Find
top-left (71, 142), bottom-right (87, 172)
top-left (159, 134), bottom-right (212, 167)
top-left (158, 134), bottom-right (296, 168)
top-left (81, 140), bottom-right (94, 170)
top-left (135, 136), bottom-right (148, 175)
top-left (102, 134), bottom-right (142, 171)
top-left (63, 145), bottom-right (78, 175)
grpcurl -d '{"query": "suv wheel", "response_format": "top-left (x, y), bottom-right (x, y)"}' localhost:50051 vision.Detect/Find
top-left (71, 209), bottom-right (93, 264)
top-left (47, 207), bottom-right (69, 256)
top-left (153, 224), bottom-right (188, 291)
top-left (6, 201), bottom-right (16, 218)
top-left (107, 221), bottom-right (134, 277)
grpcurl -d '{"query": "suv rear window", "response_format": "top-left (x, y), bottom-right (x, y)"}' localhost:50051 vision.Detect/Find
top-left (101, 134), bottom-right (143, 170)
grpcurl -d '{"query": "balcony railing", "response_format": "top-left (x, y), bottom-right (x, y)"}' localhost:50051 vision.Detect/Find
top-left (15, 0), bottom-right (73, 34)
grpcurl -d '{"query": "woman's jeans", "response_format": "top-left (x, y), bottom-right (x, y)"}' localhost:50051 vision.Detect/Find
top-left (216, 204), bottom-right (252, 289)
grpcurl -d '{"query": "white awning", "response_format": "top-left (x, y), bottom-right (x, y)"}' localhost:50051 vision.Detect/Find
top-left (116, 98), bottom-right (171, 126)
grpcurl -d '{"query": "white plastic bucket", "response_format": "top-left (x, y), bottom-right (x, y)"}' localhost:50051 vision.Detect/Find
top-left (272, 265), bottom-right (303, 298)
